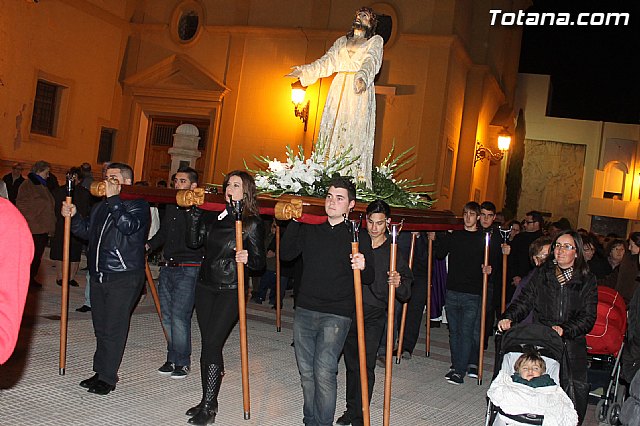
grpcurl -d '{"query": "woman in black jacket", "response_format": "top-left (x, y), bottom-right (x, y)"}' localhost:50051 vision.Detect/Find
top-left (185, 170), bottom-right (265, 425)
top-left (498, 229), bottom-right (597, 425)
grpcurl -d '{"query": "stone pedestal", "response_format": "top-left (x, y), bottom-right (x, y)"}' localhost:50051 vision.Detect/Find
top-left (168, 123), bottom-right (201, 179)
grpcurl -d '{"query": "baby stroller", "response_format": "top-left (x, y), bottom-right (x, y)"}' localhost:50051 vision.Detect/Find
top-left (485, 324), bottom-right (578, 425)
top-left (586, 286), bottom-right (627, 425)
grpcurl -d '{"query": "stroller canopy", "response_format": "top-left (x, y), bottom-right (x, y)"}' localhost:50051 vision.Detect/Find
top-left (501, 323), bottom-right (564, 362)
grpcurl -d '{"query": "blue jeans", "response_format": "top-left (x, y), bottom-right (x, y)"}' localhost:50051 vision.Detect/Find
top-left (84, 270), bottom-right (91, 307)
top-left (294, 307), bottom-right (352, 426)
top-left (158, 266), bottom-right (199, 366)
top-left (445, 290), bottom-right (480, 376)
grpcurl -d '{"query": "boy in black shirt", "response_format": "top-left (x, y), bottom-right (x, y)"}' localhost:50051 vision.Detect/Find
top-left (281, 177), bottom-right (375, 426)
top-left (336, 200), bottom-right (412, 426)
top-left (428, 201), bottom-right (491, 385)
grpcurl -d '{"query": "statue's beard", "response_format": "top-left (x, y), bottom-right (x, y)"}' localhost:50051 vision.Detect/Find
top-left (351, 20), bottom-right (371, 33)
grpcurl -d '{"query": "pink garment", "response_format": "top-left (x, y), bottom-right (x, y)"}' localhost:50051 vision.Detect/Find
top-left (0, 198), bottom-right (34, 364)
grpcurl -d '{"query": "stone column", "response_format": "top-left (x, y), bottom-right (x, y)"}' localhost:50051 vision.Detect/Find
top-left (168, 123), bottom-right (201, 180)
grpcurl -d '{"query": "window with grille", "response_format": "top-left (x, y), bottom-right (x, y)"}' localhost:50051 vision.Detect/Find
top-left (149, 118), bottom-right (208, 150)
top-left (151, 124), bottom-right (176, 146)
top-left (31, 80), bottom-right (61, 136)
top-left (98, 128), bottom-right (116, 163)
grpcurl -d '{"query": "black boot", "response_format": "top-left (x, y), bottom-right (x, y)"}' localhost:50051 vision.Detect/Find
top-left (185, 364), bottom-right (208, 416)
top-left (188, 364), bottom-right (223, 425)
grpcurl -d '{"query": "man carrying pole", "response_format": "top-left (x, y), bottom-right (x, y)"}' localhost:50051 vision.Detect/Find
top-left (468, 201), bottom-right (505, 379)
top-left (428, 201), bottom-right (491, 385)
top-left (146, 167), bottom-right (204, 379)
top-left (336, 200), bottom-right (412, 426)
top-left (280, 176), bottom-right (375, 426)
top-left (62, 162), bottom-right (150, 395)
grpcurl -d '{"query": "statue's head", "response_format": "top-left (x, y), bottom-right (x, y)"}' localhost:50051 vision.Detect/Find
top-left (348, 7), bottom-right (377, 39)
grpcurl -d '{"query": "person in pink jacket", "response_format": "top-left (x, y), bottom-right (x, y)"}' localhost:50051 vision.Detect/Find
top-left (0, 197), bottom-right (34, 364)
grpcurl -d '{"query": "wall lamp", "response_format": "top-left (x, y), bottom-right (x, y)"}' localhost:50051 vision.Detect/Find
top-left (291, 80), bottom-right (309, 131)
top-left (474, 129), bottom-right (511, 166)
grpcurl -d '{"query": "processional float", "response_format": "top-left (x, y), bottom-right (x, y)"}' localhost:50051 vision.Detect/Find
top-left (59, 184), bottom-right (476, 421)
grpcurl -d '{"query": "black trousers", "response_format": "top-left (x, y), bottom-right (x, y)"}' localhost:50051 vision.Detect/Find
top-left (90, 270), bottom-right (145, 385)
top-left (194, 284), bottom-right (239, 368)
top-left (30, 233), bottom-right (48, 284)
top-left (343, 304), bottom-right (386, 426)
top-left (401, 273), bottom-right (427, 353)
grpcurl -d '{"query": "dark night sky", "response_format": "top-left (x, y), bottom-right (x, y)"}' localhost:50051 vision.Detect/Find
top-left (518, 0), bottom-right (640, 124)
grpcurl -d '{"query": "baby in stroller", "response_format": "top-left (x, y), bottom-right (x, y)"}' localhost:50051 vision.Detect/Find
top-left (486, 324), bottom-right (578, 426)
top-left (511, 351), bottom-right (555, 388)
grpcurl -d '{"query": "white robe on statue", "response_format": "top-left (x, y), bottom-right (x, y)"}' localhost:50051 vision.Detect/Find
top-left (297, 34), bottom-right (383, 188)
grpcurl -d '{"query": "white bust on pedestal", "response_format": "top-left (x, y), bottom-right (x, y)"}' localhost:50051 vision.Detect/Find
top-left (168, 123), bottom-right (201, 179)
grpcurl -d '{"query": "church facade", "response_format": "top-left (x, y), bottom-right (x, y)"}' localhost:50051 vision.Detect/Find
top-left (1, 0), bottom-right (527, 212)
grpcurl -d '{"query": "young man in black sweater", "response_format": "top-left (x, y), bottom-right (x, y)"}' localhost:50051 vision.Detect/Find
top-left (428, 201), bottom-right (491, 385)
top-left (336, 200), bottom-right (412, 426)
top-left (280, 176), bottom-right (375, 426)
top-left (467, 200), bottom-right (505, 378)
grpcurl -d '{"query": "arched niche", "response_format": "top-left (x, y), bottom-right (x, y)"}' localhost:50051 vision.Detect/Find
top-left (603, 160), bottom-right (628, 199)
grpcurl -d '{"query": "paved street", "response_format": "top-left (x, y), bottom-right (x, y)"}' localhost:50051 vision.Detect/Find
top-left (0, 253), bottom-right (599, 425)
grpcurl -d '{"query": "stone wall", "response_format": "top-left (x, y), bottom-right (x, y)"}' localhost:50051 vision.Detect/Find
top-left (517, 139), bottom-right (586, 227)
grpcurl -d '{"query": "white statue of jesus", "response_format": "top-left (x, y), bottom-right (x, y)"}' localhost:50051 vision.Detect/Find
top-left (288, 7), bottom-right (383, 188)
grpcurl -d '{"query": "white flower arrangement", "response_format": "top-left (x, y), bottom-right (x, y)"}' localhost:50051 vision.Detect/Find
top-left (247, 138), bottom-right (435, 209)
top-left (248, 137), bottom-right (356, 197)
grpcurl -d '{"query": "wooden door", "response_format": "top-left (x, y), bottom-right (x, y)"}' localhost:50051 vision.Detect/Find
top-left (144, 116), bottom-right (209, 186)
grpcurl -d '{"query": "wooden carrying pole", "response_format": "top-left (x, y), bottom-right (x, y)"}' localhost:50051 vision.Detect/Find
top-left (232, 199), bottom-right (251, 420)
top-left (145, 261), bottom-right (168, 343)
top-left (395, 233), bottom-right (417, 364)
top-left (499, 226), bottom-right (510, 313)
top-left (275, 224), bottom-right (282, 332)
top-left (349, 218), bottom-right (370, 426)
top-left (478, 232), bottom-right (490, 385)
top-left (425, 238), bottom-right (433, 357)
top-left (501, 251), bottom-right (508, 313)
top-left (384, 223), bottom-right (402, 426)
top-left (59, 175), bottom-right (73, 375)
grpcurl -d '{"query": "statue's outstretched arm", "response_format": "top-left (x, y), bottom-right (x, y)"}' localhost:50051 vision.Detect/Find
top-left (292, 37), bottom-right (343, 87)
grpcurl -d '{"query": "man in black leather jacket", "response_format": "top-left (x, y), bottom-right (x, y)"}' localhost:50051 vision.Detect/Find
top-left (63, 162), bottom-right (150, 395)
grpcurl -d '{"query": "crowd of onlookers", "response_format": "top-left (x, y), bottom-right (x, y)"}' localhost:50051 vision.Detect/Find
top-left (2, 161), bottom-right (97, 291)
top-left (499, 210), bottom-right (639, 305)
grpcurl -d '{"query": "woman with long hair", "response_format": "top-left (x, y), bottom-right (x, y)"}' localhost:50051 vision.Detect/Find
top-left (498, 230), bottom-right (597, 425)
top-left (184, 170), bottom-right (265, 425)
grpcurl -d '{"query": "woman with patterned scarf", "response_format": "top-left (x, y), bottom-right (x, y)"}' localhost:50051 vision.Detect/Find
top-left (498, 230), bottom-right (598, 425)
